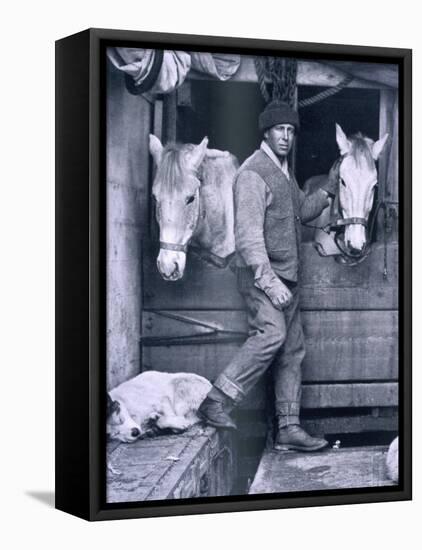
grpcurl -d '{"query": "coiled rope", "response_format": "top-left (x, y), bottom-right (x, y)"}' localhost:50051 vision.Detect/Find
top-left (255, 56), bottom-right (354, 108)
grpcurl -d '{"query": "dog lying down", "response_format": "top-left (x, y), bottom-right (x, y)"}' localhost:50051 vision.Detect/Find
top-left (107, 371), bottom-right (212, 443)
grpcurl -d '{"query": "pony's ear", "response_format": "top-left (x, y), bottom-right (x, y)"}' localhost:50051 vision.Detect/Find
top-left (189, 137), bottom-right (209, 170)
top-left (335, 123), bottom-right (351, 156)
top-left (149, 134), bottom-right (163, 166)
top-left (206, 148), bottom-right (230, 159)
top-left (106, 393), bottom-right (113, 417)
top-left (106, 393), bottom-right (120, 417)
top-left (371, 133), bottom-right (389, 161)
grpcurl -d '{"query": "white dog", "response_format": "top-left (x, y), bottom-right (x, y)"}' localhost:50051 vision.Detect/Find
top-left (106, 371), bottom-right (212, 443)
top-left (386, 436), bottom-right (399, 483)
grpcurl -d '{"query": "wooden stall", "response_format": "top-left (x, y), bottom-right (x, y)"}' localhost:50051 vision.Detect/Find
top-left (107, 54), bottom-right (399, 493)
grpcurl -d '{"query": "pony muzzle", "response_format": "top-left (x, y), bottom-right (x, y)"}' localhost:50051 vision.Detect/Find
top-left (344, 224), bottom-right (366, 254)
top-left (157, 249), bottom-right (187, 281)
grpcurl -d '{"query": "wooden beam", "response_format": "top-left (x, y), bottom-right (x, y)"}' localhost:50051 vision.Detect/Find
top-left (163, 91), bottom-right (177, 143)
top-left (301, 413), bottom-right (398, 436)
top-left (233, 413), bottom-right (399, 439)
top-left (302, 383), bottom-right (398, 408)
top-left (378, 89), bottom-right (398, 239)
top-left (188, 58), bottom-right (392, 89)
top-left (236, 382), bottom-right (398, 411)
top-left (153, 98), bottom-right (163, 140)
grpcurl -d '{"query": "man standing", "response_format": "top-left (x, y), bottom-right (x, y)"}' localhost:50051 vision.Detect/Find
top-left (198, 100), bottom-right (336, 452)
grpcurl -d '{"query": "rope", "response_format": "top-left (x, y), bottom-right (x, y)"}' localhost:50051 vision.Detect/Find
top-left (254, 57), bottom-right (270, 102)
top-left (298, 75), bottom-right (354, 108)
top-left (254, 57), bottom-right (297, 106)
top-left (140, 311), bottom-right (248, 347)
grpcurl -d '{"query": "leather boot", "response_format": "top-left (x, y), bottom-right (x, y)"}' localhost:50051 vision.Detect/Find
top-left (198, 387), bottom-right (237, 430)
top-left (274, 424), bottom-right (328, 452)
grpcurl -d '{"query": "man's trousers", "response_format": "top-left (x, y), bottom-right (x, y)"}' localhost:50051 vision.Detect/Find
top-left (213, 271), bottom-right (306, 426)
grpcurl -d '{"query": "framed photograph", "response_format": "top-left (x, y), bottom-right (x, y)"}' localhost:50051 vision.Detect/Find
top-left (55, 28), bottom-right (412, 521)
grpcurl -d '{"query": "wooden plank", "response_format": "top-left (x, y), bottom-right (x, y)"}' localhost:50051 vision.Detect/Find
top-left (236, 382), bottom-right (398, 411)
top-left (378, 89), bottom-right (398, 240)
top-left (163, 92), bottom-right (177, 143)
top-left (232, 413), bottom-right (399, 439)
top-left (189, 58), bottom-right (390, 89)
top-left (143, 242), bottom-right (398, 310)
top-left (325, 61), bottom-right (398, 88)
top-left (106, 67), bottom-right (151, 388)
top-left (153, 98), bottom-right (163, 140)
top-left (378, 89), bottom-right (396, 199)
top-left (302, 383), bottom-right (398, 408)
top-left (302, 413), bottom-right (398, 436)
top-left (142, 310), bottom-right (398, 382)
top-left (249, 446), bottom-right (396, 495)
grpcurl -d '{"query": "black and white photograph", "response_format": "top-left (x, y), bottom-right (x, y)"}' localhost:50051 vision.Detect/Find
top-left (3, 0), bottom-right (421, 543)
top-left (105, 44), bottom-right (404, 504)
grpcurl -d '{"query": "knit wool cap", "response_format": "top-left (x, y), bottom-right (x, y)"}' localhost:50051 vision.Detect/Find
top-left (259, 100), bottom-right (300, 132)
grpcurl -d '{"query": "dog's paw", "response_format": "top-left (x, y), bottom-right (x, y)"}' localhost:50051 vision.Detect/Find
top-left (145, 426), bottom-right (161, 437)
top-left (149, 411), bottom-right (161, 422)
top-left (171, 419), bottom-right (191, 432)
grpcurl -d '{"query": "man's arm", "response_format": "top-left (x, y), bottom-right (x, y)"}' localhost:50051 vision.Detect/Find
top-left (234, 170), bottom-right (292, 309)
top-left (299, 187), bottom-right (330, 223)
top-left (295, 168), bottom-right (338, 223)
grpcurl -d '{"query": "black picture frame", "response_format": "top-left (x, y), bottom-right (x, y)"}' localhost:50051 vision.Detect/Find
top-left (55, 27), bottom-right (412, 521)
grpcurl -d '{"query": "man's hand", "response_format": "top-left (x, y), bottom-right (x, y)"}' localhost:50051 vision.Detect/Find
top-left (253, 263), bottom-right (293, 310)
top-left (264, 279), bottom-right (293, 310)
top-left (320, 164), bottom-right (339, 197)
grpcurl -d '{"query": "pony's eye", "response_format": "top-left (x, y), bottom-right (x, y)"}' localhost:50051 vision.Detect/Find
top-left (186, 195), bottom-right (195, 205)
top-left (340, 178), bottom-right (346, 187)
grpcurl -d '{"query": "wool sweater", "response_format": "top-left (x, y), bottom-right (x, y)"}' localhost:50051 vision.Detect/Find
top-left (234, 143), bottom-right (329, 286)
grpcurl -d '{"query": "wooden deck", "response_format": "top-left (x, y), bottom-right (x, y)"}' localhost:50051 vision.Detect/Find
top-left (249, 445), bottom-right (397, 495)
top-left (107, 426), bottom-right (235, 503)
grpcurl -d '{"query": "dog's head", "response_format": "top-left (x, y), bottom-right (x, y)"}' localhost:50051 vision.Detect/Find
top-left (106, 393), bottom-right (143, 443)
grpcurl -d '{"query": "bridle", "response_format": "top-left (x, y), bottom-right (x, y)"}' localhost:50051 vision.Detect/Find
top-left (303, 156), bottom-right (378, 267)
top-left (159, 241), bottom-right (189, 253)
top-left (157, 185), bottom-right (201, 255)
top-left (155, 169), bottom-right (235, 269)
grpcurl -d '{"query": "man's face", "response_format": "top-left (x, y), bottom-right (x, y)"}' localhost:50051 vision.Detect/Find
top-left (264, 123), bottom-right (295, 158)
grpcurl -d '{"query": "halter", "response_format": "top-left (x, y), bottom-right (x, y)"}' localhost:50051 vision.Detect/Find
top-left (157, 182), bottom-right (201, 255)
top-left (159, 241), bottom-right (189, 253)
top-left (325, 158), bottom-right (368, 230)
top-left (156, 166), bottom-right (209, 254)
top-left (304, 156), bottom-right (377, 266)
top-left (155, 162), bottom-right (235, 268)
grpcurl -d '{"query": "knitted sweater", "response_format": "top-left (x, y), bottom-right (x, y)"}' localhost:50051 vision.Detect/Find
top-left (234, 143), bottom-right (329, 286)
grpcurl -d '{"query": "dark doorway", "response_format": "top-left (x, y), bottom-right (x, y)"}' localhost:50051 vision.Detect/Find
top-left (177, 81), bottom-right (266, 164)
top-left (177, 80), bottom-right (380, 187)
top-left (296, 86), bottom-right (380, 185)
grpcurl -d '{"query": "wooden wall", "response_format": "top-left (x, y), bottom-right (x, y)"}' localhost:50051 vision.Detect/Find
top-left (142, 241), bottom-right (398, 434)
top-left (106, 62), bottom-right (152, 389)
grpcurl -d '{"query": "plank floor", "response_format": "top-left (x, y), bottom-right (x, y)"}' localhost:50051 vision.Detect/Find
top-left (249, 446), bottom-right (397, 494)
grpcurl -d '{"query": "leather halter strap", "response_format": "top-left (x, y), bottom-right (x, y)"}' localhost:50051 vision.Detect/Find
top-left (327, 159), bottom-right (369, 230)
top-left (157, 186), bottom-right (201, 254)
top-left (159, 241), bottom-right (189, 253)
top-left (334, 217), bottom-right (368, 227)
